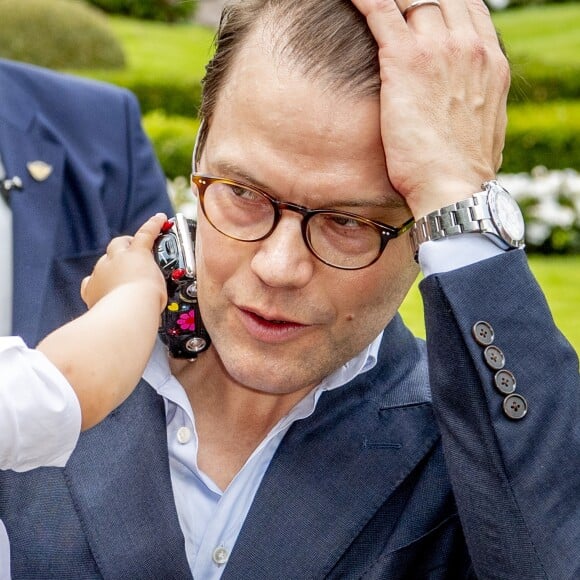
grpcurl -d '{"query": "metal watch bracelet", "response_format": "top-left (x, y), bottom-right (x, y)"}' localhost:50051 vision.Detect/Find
top-left (410, 191), bottom-right (494, 257)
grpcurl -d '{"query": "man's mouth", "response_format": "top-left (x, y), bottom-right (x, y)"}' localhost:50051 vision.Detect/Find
top-left (238, 307), bottom-right (309, 343)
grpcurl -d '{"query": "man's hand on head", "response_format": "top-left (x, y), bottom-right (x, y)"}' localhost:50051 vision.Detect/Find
top-left (350, 0), bottom-right (509, 219)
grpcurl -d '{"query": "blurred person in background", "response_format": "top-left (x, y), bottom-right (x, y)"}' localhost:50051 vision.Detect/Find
top-left (0, 58), bottom-right (173, 346)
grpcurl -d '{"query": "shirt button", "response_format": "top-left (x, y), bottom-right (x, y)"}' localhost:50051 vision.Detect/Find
top-left (212, 546), bottom-right (229, 566)
top-left (494, 369), bottom-right (517, 395)
top-left (503, 393), bottom-right (528, 420)
top-left (484, 345), bottom-right (505, 370)
top-left (472, 321), bottom-right (495, 346)
top-left (176, 426), bottom-right (191, 444)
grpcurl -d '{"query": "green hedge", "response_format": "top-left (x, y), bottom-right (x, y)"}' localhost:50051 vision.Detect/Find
top-left (503, 101), bottom-right (580, 172)
top-left (94, 72), bottom-right (202, 117)
top-left (509, 59), bottom-right (580, 103)
top-left (0, 0), bottom-right (125, 70)
top-left (86, 0), bottom-right (197, 22)
top-left (143, 111), bottom-right (200, 179)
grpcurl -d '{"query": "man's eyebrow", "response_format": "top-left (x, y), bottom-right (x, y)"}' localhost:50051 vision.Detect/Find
top-left (210, 160), bottom-right (263, 189)
top-left (209, 159), bottom-right (408, 210)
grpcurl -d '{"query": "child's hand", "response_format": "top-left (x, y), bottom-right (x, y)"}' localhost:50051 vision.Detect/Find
top-left (81, 213), bottom-right (168, 314)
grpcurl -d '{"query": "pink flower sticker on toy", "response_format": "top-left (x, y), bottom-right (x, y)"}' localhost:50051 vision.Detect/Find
top-left (177, 310), bottom-right (196, 331)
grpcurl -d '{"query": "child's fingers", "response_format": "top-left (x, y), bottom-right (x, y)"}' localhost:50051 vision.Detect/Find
top-left (104, 214), bottom-right (168, 257)
top-left (131, 213), bottom-right (169, 250)
top-left (80, 275), bottom-right (91, 306)
top-left (106, 235), bottom-right (133, 255)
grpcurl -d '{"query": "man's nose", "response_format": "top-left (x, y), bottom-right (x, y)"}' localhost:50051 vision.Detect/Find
top-left (250, 213), bottom-right (315, 289)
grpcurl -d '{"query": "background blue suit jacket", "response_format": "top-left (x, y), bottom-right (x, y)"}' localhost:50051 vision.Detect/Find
top-left (0, 58), bottom-right (173, 346)
top-left (1, 251), bottom-right (578, 579)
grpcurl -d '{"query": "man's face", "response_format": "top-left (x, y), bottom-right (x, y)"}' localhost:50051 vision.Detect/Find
top-left (195, 32), bottom-right (419, 395)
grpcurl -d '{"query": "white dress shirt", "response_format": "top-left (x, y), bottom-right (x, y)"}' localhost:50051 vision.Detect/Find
top-left (0, 337), bottom-right (82, 580)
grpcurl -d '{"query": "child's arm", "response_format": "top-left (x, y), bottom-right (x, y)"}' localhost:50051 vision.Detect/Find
top-left (0, 213), bottom-right (168, 471)
top-left (36, 212), bottom-right (168, 430)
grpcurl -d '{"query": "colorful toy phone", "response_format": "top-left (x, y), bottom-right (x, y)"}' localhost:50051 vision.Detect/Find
top-left (153, 213), bottom-right (211, 359)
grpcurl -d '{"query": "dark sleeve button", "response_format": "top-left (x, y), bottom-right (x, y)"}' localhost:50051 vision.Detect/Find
top-left (503, 393), bottom-right (528, 420)
top-left (494, 369), bottom-right (517, 395)
top-left (472, 321), bottom-right (495, 346)
top-left (484, 345), bottom-right (505, 370)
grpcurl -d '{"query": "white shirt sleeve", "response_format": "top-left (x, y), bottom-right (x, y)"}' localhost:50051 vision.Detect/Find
top-left (418, 234), bottom-right (506, 277)
top-left (0, 336), bottom-right (81, 472)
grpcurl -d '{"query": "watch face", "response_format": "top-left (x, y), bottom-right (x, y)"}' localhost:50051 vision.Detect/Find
top-left (488, 183), bottom-right (525, 248)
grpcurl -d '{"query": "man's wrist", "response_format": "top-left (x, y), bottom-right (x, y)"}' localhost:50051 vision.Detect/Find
top-left (405, 177), bottom-right (491, 219)
top-left (409, 180), bottom-right (525, 262)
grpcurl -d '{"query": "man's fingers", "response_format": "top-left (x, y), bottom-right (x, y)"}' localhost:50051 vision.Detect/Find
top-left (436, 0), bottom-right (475, 32)
top-left (353, 0), bottom-right (496, 41)
top-left (350, 0), bottom-right (408, 47)
top-left (401, 1), bottom-right (446, 35)
top-left (465, 0), bottom-right (500, 44)
top-left (351, 0), bottom-right (400, 20)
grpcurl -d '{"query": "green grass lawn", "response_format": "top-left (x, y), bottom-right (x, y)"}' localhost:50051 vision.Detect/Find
top-left (493, 3), bottom-right (580, 68)
top-left (399, 254), bottom-right (580, 354)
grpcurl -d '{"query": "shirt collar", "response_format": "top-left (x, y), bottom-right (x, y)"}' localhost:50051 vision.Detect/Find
top-left (317, 331), bottom-right (381, 394)
top-left (143, 331), bottom-right (383, 427)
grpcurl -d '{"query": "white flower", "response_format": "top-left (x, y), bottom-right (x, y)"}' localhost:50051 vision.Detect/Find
top-left (526, 222), bottom-right (551, 246)
top-left (529, 199), bottom-right (575, 228)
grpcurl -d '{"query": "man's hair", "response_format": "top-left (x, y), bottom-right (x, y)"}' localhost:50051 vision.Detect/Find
top-left (197, 0), bottom-right (380, 155)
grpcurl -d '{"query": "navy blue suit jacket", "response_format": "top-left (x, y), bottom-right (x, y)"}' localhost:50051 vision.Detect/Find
top-left (1, 253), bottom-right (578, 577)
top-left (0, 58), bottom-right (173, 346)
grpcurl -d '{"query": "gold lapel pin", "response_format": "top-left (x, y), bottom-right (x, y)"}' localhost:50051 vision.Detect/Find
top-left (26, 160), bottom-right (53, 182)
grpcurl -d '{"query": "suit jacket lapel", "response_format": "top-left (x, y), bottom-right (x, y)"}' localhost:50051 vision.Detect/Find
top-left (0, 118), bottom-right (65, 344)
top-left (63, 380), bottom-right (193, 579)
top-left (224, 317), bottom-right (438, 579)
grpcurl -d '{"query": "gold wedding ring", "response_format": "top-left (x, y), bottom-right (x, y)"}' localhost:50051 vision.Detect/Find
top-left (396, 0), bottom-right (441, 18)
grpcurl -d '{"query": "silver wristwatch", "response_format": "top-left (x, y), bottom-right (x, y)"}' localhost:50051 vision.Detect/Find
top-left (410, 180), bottom-right (525, 259)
